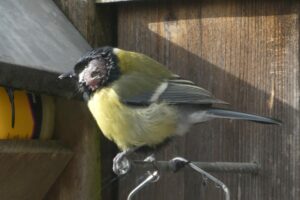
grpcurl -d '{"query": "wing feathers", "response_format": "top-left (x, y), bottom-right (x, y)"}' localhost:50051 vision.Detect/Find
top-left (116, 74), bottom-right (227, 106)
top-left (168, 79), bottom-right (195, 85)
top-left (154, 78), bottom-right (227, 104)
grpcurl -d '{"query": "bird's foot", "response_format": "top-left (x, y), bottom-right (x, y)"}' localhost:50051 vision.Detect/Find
top-left (113, 149), bottom-right (134, 175)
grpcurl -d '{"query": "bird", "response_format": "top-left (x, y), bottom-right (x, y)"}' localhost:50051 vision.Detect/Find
top-left (59, 46), bottom-right (281, 174)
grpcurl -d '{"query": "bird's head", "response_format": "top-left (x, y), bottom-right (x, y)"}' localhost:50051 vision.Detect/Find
top-left (59, 46), bottom-right (120, 96)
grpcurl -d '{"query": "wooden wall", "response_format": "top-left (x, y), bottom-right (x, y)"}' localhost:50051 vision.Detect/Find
top-left (53, 0), bottom-right (116, 47)
top-left (117, 1), bottom-right (300, 200)
top-left (47, 0), bottom-right (300, 199)
top-left (45, 1), bottom-right (117, 200)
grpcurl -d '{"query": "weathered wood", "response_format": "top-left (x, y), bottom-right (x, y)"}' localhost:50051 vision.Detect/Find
top-left (44, 99), bottom-right (101, 200)
top-left (118, 1), bottom-right (299, 200)
top-left (0, 62), bottom-right (77, 99)
top-left (47, 1), bottom-right (117, 200)
top-left (54, 0), bottom-right (117, 48)
top-left (0, 140), bottom-right (72, 200)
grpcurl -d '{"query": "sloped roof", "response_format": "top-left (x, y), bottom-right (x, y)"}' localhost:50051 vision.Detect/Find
top-left (0, 0), bottom-right (91, 97)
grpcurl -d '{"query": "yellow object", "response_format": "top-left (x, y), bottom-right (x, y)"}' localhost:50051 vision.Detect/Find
top-left (0, 87), bottom-right (54, 139)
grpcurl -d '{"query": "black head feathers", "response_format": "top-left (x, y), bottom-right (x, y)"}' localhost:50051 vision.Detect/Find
top-left (74, 46), bottom-right (120, 95)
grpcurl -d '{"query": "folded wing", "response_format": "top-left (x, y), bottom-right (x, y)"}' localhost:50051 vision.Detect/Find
top-left (112, 73), bottom-right (227, 106)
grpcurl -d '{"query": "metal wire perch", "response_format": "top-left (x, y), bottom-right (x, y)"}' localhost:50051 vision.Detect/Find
top-left (126, 156), bottom-right (232, 200)
top-left (172, 157), bottom-right (230, 200)
top-left (127, 170), bottom-right (160, 200)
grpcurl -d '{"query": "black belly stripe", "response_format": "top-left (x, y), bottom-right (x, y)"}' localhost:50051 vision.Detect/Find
top-left (27, 93), bottom-right (43, 139)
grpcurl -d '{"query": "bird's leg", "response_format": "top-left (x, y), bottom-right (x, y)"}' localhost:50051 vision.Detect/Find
top-left (113, 148), bottom-right (137, 175)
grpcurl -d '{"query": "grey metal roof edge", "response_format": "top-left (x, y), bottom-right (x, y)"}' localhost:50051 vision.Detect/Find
top-left (0, 0), bottom-right (91, 74)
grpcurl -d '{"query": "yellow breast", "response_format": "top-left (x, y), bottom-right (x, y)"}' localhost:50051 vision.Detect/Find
top-left (87, 87), bottom-right (178, 150)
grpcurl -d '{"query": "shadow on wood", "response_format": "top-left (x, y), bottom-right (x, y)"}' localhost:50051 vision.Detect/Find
top-left (0, 140), bottom-right (72, 200)
top-left (117, 1), bottom-right (299, 200)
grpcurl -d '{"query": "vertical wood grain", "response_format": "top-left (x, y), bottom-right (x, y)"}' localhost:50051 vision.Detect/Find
top-left (45, 1), bottom-right (117, 200)
top-left (44, 99), bottom-right (102, 200)
top-left (53, 0), bottom-right (116, 47)
top-left (118, 1), bottom-right (299, 200)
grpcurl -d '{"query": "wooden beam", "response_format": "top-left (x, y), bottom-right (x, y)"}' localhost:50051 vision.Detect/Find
top-left (44, 98), bottom-right (102, 200)
top-left (0, 140), bottom-right (72, 200)
top-left (0, 62), bottom-right (78, 99)
top-left (50, 1), bottom-right (118, 199)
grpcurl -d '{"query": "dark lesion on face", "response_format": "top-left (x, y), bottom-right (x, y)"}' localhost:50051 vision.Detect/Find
top-left (73, 47), bottom-right (121, 96)
top-left (78, 58), bottom-right (108, 92)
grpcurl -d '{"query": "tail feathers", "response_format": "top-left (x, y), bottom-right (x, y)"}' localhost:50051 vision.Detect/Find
top-left (206, 108), bottom-right (282, 125)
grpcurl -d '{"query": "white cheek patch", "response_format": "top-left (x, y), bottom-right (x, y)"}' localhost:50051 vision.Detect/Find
top-left (113, 48), bottom-right (120, 54)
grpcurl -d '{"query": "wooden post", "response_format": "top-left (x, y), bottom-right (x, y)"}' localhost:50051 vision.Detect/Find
top-left (45, 1), bottom-right (117, 200)
top-left (44, 98), bottom-right (102, 200)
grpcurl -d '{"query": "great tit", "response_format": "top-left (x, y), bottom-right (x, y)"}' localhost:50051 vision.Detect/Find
top-left (59, 46), bottom-right (281, 174)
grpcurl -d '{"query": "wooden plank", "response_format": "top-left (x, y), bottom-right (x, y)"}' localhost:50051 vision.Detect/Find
top-left (117, 1), bottom-right (299, 200)
top-left (0, 140), bottom-right (72, 200)
top-left (44, 99), bottom-right (102, 200)
top-left (53, 0), bottom-right (117, 48)
top-left (0, 62), bottom-right (77, 99)
top-left (49, 1), bottom-right (117, 200)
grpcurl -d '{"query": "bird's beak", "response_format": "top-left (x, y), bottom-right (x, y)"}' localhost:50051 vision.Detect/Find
top-left (58, 71), bottom-right (76, 79)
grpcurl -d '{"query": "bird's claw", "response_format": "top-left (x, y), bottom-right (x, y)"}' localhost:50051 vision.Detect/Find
top-left (113, 151), bottom-right (131, 175)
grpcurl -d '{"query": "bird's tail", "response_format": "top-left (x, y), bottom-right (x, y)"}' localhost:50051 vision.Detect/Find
top-left (205, 108), bottom-right (282, 125)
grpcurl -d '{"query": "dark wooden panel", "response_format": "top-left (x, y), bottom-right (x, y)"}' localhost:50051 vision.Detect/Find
top-left (118, 1), bottom-right (299, 200)
top-left (46, 1), bottom-right (117, 200)
top-left (0, 140), bottom-right (72, 200)
top-left (44, 99), bottom-right (102, 200)
top-left (54, 0), bottom-right (117, 48)
top-left (0, 62), bottom-right (77, 99)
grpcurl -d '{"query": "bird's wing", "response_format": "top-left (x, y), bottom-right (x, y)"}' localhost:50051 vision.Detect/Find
top-left (112, 72), bottom-right (227, 106)
top-left (157, 78), bottom-right (227, 104)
